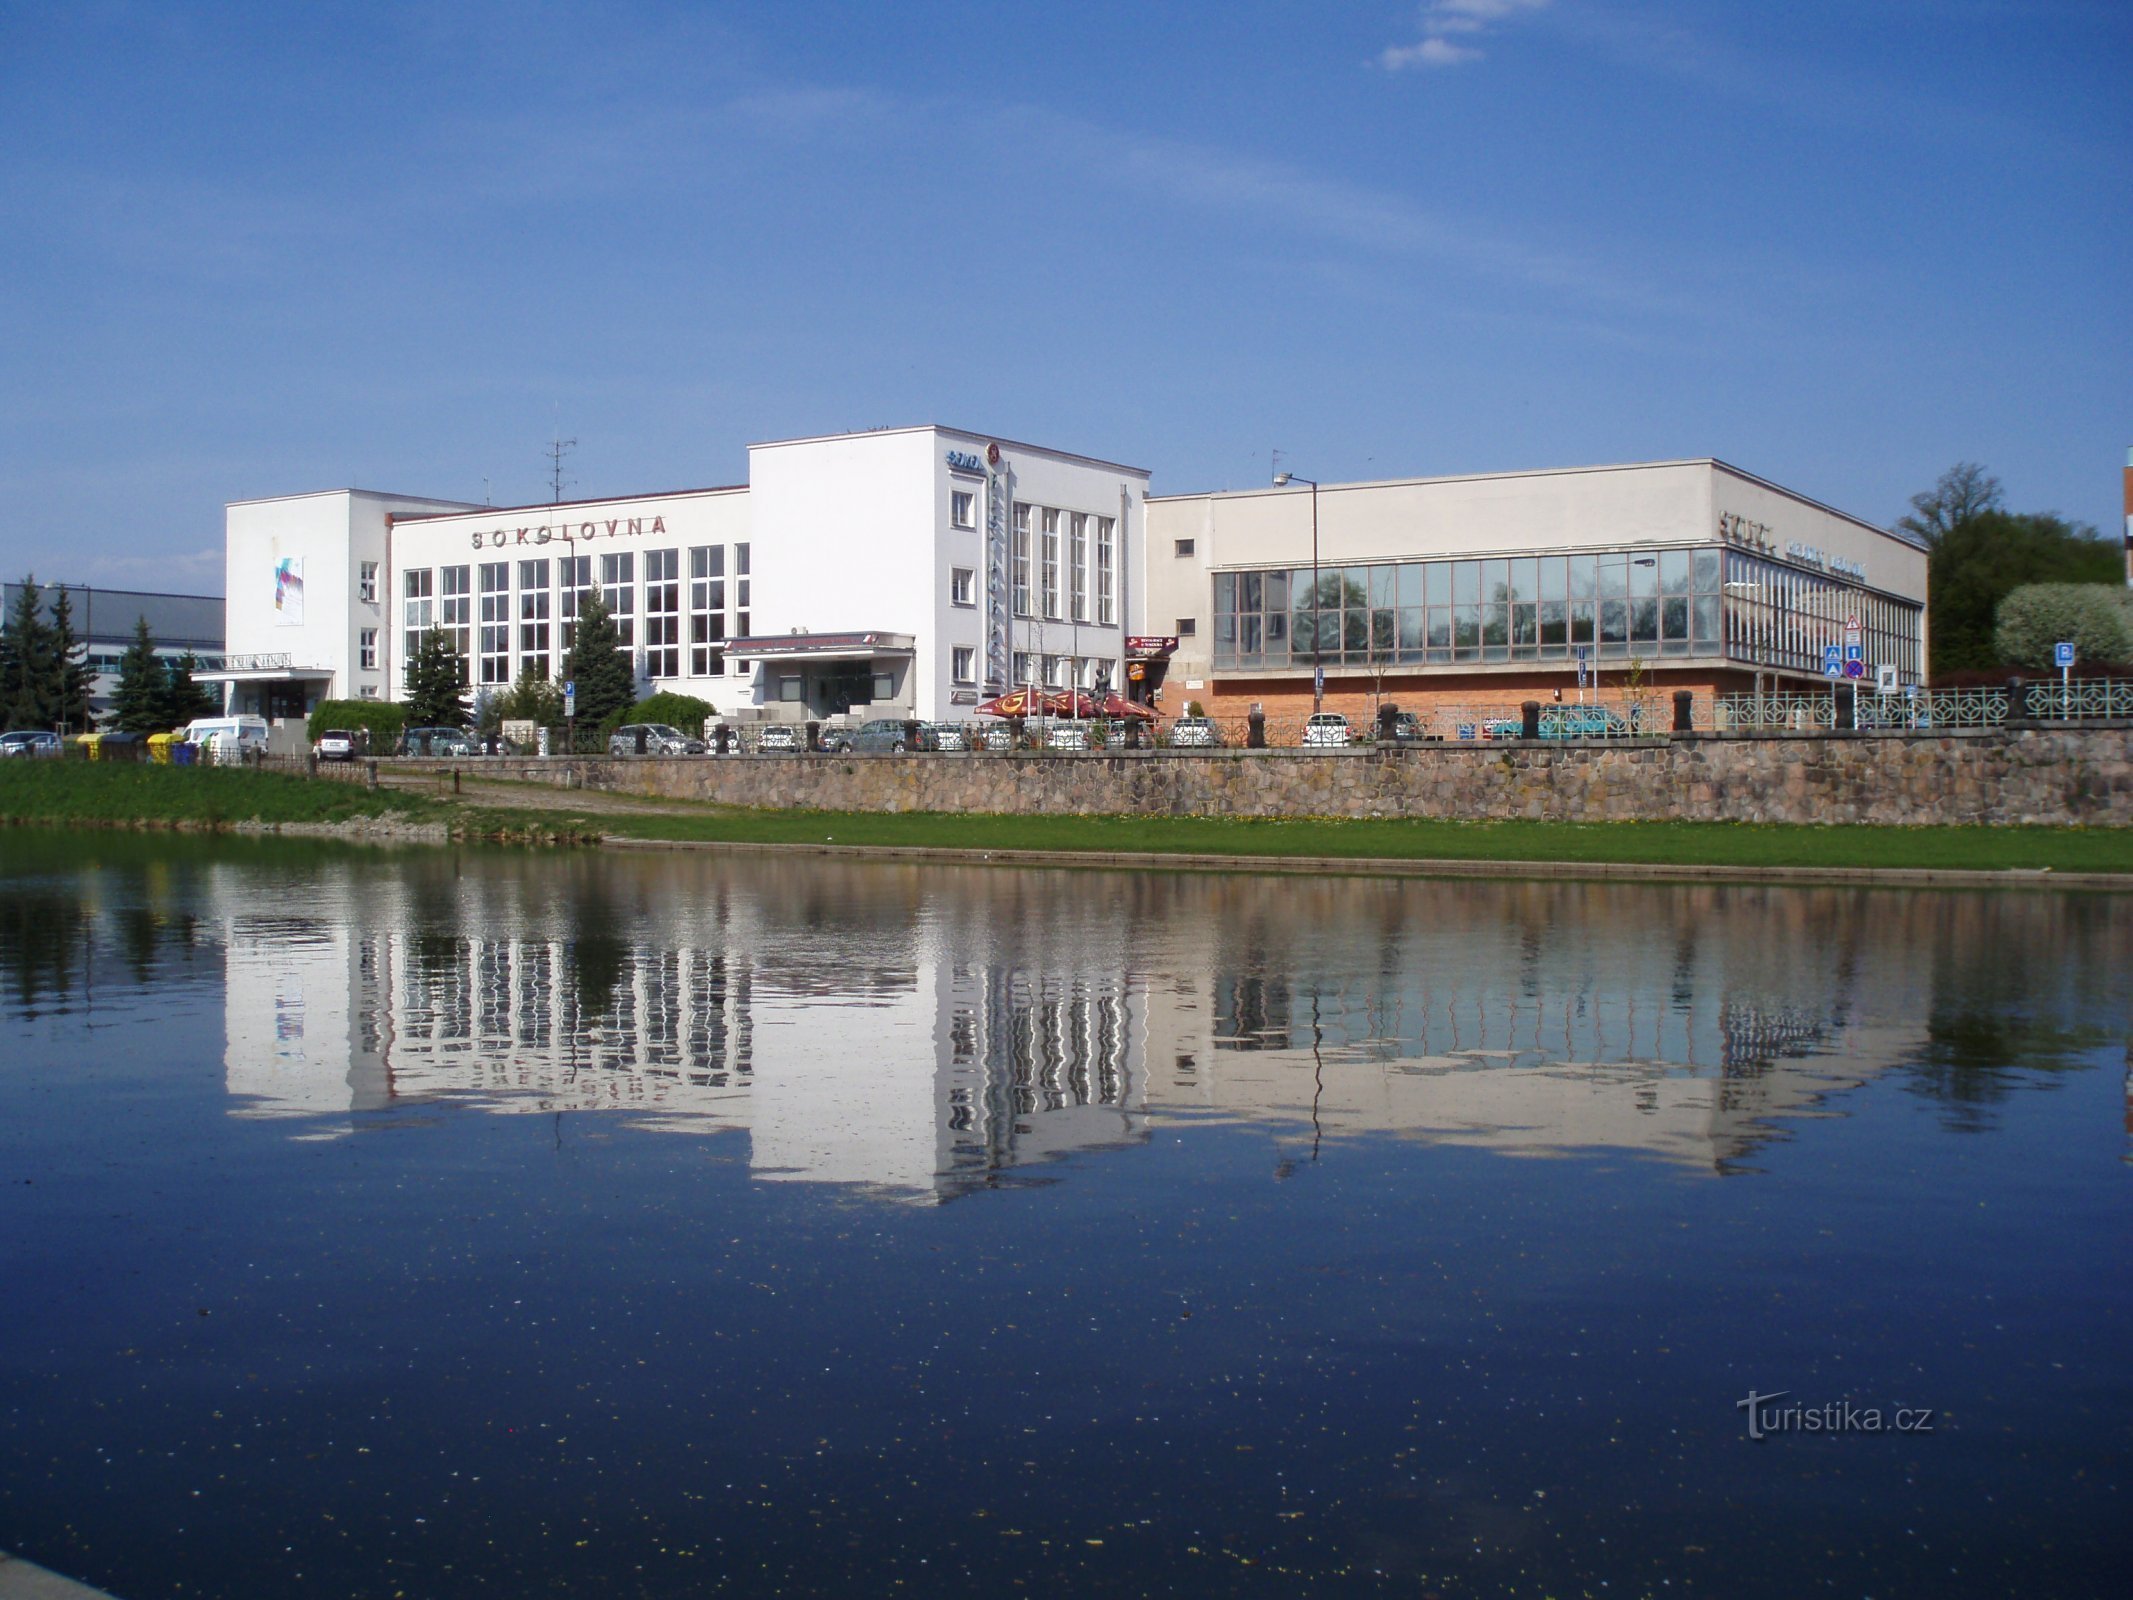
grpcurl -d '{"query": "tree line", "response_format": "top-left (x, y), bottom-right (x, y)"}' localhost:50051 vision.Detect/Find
top-left (400, 587), bottom-right (641, 730)
top-left (1900, 464), bottom-right (2126, 676)
top-left (2, 576), bottom-right (219, 734)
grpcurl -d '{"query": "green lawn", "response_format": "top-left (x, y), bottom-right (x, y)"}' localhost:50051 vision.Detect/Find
top-left (599, 806), bottom-right (2133, 874)
top-left (0, 759), bottom-right (434, 826)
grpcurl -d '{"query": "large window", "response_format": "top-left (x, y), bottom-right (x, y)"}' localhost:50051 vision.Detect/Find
top-left (359, 561), bottom-right (378, 604)
top-left (558, 555), bottom-right (592, 651)
top-left (1208, 545), bottom-right (1920, 680)
top-left (599, 552), bottom-right (635, 649)
top-left (689, 545), bottom-right (725, 676)
top-left (644, 548), bottom-right (680, 679)
top-left (1012, 503), bottom-right (1032, 617)
top-left (401, 569), bottom-right (434, 663)
top-left (734, 544), bottom-right (751, 637)
top-left (439, 566), bottom-right (471, 662)
top-left (1069, 513), bottom-right (1088, 622)
top-left (517, 559), bottom-right (550, 681)
top-left (478, 562), bottom-right (510, 686)
top-left (1040, 508), bottom-right (1061, 620)
top-left (1096, 516), bottom-right (1115, 626)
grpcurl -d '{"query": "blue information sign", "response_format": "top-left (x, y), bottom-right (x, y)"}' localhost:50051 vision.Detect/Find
top-left (1823, 645), bottom-right (1843, 679)
top-left (2055, 641), bottom-right (2076, 669)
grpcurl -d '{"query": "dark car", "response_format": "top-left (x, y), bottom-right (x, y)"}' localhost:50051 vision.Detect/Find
top-left (0, 730), bottom-right (62, 759)
top-left (847, 719), bottom-right (933, 753)
top-left (400, 726), bottom-right (477, 756)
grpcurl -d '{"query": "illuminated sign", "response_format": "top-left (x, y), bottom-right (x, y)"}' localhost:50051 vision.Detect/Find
top-left (945, 450), bottom-right (985, 473)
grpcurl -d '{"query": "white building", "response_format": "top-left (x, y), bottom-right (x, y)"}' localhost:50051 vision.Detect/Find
top-left (220, 427), bottom-right (1149, 728)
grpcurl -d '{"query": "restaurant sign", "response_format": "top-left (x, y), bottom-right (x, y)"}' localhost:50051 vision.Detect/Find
top-left (1125, 636), bottom-right (1179, 659)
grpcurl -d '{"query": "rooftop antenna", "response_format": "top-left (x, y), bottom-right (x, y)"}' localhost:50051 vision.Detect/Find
top-left (547, 431), bottom-right (577, 505)
top-left (482, 476), bottom-right (492, 506)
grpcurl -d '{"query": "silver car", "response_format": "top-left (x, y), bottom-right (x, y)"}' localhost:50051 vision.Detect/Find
top-left (1168, 716), bottom-right (1222, 748)
top-left (755, 724), bottom-right (801, 753)
top-left (608, 723), bottom-right (705, 756)
top-left (0, 730), bottom-right (61, 758)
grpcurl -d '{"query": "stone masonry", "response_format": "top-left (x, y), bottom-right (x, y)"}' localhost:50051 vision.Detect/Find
top-left (429, 726), bottom-right (2133, 827)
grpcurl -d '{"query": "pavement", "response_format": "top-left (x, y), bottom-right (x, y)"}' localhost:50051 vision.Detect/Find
top-left (0, 1552), bottom-right (122, 1600)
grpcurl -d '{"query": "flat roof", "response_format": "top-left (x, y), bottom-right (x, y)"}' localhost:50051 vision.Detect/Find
top-left (225, 487), bottom-right (480, 511)
top-left (1149, 457), bottom-right (1918, 549)
top-left (748, 423), bottom-right (1151, 479)
top-left (395, 484), bottom-right (748, 523)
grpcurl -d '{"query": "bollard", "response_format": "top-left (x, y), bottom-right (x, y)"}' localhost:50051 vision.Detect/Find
top-left (453, 768), bottom-right (461, 795)
top-left (1377, 702), bottom-right (1400, 743)
top-left (1006, 716), bottom-right (1024, 751)
top-left (1672, 689), bottom-right (1694, 734)
top-left (1247, 708), bottom-right (1267, 749)
top-left (1124, 719), bottom-right (1141, 750)
top-left (902, 719), bottom-right (923, 752)
top-left (1521, 700), bottom-right (1541, 740)
top-left (365, 759), bottom-right (378, 791)
top-left (306, 752), bottom-right (318, 779)
top-left (806, 719), bottom-right (821, 753)
top-left (634, 727), bottom-right (648, 756)
top-left (715, 724), bottom-right (732, 755)
top-left (2006, 676), bottom-right (2031, 726)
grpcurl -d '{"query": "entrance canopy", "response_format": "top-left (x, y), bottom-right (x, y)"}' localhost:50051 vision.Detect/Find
top-left (727, 631), bottom-right (915, 662)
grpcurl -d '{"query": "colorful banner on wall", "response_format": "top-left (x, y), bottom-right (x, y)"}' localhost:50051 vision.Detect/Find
top-left (274, 557), bottom-right (304, 626)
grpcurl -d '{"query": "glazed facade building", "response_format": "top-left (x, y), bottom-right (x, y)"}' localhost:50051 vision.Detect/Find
top-left (1140, 460), bottom-right (1928, 726)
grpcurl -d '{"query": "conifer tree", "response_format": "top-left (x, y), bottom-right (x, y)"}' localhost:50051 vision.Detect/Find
top-left (402, 627), bottom-right (470, 728)
top-left (164, 651), bottom-right (220, 726)
top-left (0, 577), bottom-right (56, 731)
top-left (48, 586), bottom-right (95, 733)
top-left (559, 588), bottom-right (637, 728)
top-left (107, 616), bottom-right (169, 733)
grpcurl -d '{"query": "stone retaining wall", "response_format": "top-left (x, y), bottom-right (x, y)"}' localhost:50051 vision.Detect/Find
top-left (409, 726), bottom-right (2133, 827)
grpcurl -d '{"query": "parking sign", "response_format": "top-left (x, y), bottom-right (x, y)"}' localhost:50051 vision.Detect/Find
top-left (2055, 641), bottom-right (2076, 669)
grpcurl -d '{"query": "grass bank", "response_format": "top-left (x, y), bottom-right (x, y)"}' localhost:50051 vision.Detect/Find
top-left (0, 762), bottom-right (592, 842)
top-left (599, 806), bottom-right (2133, 875)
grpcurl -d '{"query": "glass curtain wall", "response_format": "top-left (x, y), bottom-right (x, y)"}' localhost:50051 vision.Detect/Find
top-left (1211, 546), bottom-right (1920, 679)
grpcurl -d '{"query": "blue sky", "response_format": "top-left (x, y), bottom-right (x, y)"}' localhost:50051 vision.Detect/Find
top-left (2, 0), bottom-right (2125, 594)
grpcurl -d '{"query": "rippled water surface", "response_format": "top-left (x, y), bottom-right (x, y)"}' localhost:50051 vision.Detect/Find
top-left (1, 834), bottom-right (2127, 1598)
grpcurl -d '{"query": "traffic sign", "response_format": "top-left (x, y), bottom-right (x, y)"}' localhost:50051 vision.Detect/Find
top-left (2055, 640), bottom-right (2076, 669)
top-left (1822, 645), bottom-right (1843, 679)
top-left (1844, 658), bottom-right (1864, 680)
top-left (1845, 614), bottom-right (1861, 634)
top-left (1313, 665), bottom-right (1325, 695)
top-left (564, 680), bottom-right (577, 716)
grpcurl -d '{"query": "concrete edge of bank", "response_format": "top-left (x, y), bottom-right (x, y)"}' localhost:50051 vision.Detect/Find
top-left (597, 834), bottom-right (2133, 892)
top-left (0, 1551), bottom-right (122, 1600)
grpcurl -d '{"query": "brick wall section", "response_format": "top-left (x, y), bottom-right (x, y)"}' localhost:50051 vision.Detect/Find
top-left (431, 726), bottom-right (2133, 826)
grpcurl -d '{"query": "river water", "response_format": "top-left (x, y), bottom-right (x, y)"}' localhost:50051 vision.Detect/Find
top-left (0, 834), bottom-right (2126, 1598)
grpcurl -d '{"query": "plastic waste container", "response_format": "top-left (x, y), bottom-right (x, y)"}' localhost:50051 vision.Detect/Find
top-left (147, 732), bottom-right (178, 765)
top-left (172, 741), bottom-right (198, 767)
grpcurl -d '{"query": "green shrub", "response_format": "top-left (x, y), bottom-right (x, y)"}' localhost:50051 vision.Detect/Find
top-left (1994, 584), bottom-right (2133, 670)
top-left (601, 691), bottom-right (719, 739)
top-left (307, 699), bottom-right (407, 741)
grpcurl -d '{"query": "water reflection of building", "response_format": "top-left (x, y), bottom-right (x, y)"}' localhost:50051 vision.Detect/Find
top-left (206, 855), bottom-right (2123, 1192)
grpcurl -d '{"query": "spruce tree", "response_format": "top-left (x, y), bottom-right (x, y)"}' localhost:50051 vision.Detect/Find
top-left (402, 627), bottom-right (470, 728)
top-left (0, 577), bottom-right (56, 731)
top-left (559, 588), bottom-right (637, 728)
top-left (107, 616), bottom-right (169, 733)
top-left (164, 652), bottom-right (221, 726)
top-left (48, 587), bottom-right (95, 733)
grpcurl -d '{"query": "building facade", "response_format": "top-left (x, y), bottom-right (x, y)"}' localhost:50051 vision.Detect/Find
top-left (1140, 459), bottom-right (1928, 727)
top-left (220, 427), bottom-right (1150, 726)
top-left (2, 580), bottom-right (225, 723)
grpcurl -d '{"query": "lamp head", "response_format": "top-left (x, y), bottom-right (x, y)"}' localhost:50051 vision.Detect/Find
top-left (1272, 472), bottom-right (1292, 487)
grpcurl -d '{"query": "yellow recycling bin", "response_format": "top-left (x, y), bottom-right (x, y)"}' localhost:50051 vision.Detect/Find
top-left (74, 732), bottom-right (103, 762)
top-left (147, 732), bottom-right (178, 765)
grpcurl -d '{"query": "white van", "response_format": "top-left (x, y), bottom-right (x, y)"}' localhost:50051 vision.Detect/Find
top-left (183, 716), bottom-right (271, 766)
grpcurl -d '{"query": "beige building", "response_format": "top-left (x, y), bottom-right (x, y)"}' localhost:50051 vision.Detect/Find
top-left (1140, 459), bottom-right (1927, 733)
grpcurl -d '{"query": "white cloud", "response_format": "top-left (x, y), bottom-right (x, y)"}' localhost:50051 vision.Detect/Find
top-left (1379, 0), bottom-right (1551, 71)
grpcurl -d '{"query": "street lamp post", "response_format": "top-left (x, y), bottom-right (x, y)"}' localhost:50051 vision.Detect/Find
top-left (1272, 472), bottom-right (1322, 714)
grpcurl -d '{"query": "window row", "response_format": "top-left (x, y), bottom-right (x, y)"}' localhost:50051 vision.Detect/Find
top-left (1010, 504), bottom-right (1116, 626)
top-left (400, 544), bottom-right (751, 685)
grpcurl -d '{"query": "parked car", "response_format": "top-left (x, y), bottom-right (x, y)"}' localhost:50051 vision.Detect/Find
top-left (314, 730), bottom-right (358, 762)
top-left (1169, 716), bottom-right (1223, 748)
top-left (609, 723), bottom-right (705, 756)
top-left (847, 719), bottom-right (933, 754)
top-left (974, 722), bottom-right (1016, 751)
top-left (1043, 721), bottom-right (1093, 751)
top-left (1482, 708), bottom-right (1635, 741)
top-left (1300, 712), bottom-right (1352, 748)
top-left (927, 722), bottom-right (968, 752)
top-left (1380, 710), bottom-right (1431, 745)
top-left (818, 726), bottom-right (854, 753)
top-left (754, 724), bottom-right (802, 753)
top-left (400, 725), bottom-right (478, 756)
top-left (0, 730), bottom-right (62, 758)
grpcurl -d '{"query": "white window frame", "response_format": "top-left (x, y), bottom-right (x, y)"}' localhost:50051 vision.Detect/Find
top-left (951, 646), bottom-right (976, 685)
top-left (358, 628), bottom-right (377, 671)
top-left (1011, 504), bottom-right (1032, 618)
top-left (1069, 512), bottom-right (1088, 623)
top-left (950, 490), bottom-right (976, 530)
top-left (358, 561), bottom-right (378, 605)
top-left (1040, 508), bottom-right (1061, 620)
top-left (1096, 516), bottom-right (1115, 626)
top-left (950, 567), bottom-right (975, 607)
